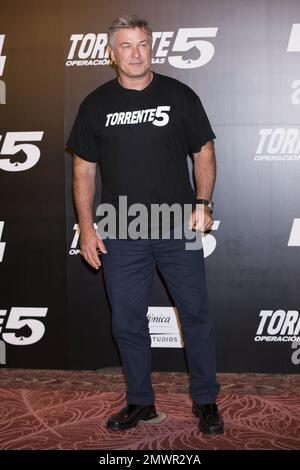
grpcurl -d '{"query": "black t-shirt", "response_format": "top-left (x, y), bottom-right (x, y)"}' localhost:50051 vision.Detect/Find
top-left (67, 72), bottom-right (215, 237)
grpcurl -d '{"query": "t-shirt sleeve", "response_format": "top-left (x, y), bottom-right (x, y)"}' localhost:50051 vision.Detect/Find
top-left (66, 104), bottom-right (99, 163)
top-left (185, 95), bottom-right (216, 154)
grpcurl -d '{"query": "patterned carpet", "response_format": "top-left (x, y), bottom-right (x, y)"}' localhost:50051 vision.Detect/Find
top-left (0, 368), bottom-right (299, 450)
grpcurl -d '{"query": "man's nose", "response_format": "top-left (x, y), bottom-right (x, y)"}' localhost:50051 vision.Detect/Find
top-left (131, 46), bottom-right (141, 57)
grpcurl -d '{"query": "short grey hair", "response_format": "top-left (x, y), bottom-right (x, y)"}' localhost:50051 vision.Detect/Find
top-left (107, 14), bottom-right (152, 48)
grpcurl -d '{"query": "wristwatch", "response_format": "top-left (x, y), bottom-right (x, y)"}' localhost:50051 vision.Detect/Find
top-left (196, 198), bottom-right (215, 213)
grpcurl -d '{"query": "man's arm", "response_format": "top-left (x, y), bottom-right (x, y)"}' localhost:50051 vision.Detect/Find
top-left (189, 140), bottom-right (216, 232)
top-left (73, 155), bottom-right (107, 269)
top-left (194, 140), bottom-right (216, 199)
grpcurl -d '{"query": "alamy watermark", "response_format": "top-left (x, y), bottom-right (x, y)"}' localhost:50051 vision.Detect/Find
top-left (95, 196), bottom-right (208, 250)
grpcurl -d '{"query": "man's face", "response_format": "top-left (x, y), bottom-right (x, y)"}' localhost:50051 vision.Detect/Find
top-left (109, 27), bottom-right (152, 80)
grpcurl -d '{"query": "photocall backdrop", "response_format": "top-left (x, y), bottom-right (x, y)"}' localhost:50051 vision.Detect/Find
top-left (1, 0), bottom-right (299, 373)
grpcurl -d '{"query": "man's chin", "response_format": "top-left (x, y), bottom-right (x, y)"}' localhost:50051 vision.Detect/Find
top-left (127, 67), bottom-right (150, 77)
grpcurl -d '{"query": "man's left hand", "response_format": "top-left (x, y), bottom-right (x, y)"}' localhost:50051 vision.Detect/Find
top-left (189, 204), bottom-right (213, 233)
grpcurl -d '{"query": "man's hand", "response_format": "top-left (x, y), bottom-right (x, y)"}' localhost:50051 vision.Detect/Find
top-left (80, 228), bottom-right (107, 269)
top-left (189, 204), bottom-right (213, 234)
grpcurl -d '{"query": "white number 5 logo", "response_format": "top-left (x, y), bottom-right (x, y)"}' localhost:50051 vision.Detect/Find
top-left (153, 106), bottom-right (170, 127)
top-left (169, 28), bottom-right (218, 69)
top-left (1, 307), bottom-right (48, 345)
top-left (0, 131), bottom-right (44, 171)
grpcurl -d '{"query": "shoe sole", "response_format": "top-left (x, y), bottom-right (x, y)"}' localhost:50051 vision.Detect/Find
top-left (106, 411), bottom-right (158, 431)
top-left (140, 411), bottom-right (167, 424)
top-left (192, 407), bottom-right (224, 435)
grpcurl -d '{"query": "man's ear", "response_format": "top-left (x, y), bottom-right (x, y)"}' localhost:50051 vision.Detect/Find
top-left (109, 47), bottom-right (116, 63)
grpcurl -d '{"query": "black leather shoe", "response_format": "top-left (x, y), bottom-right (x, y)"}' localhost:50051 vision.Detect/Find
top-left (106, 404), bottom-right (158, 430)
top-left (192, 402), bottom-right (224, 435)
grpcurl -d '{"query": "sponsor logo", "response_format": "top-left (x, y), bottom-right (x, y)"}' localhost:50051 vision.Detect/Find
top-left (147, 306), bottom-right (183, 348)
top-left (254, 128), bottom-right (300, 162)
top-left (255, 310), bottom-right (300, 342)
top-left (0, 34), bottom-right (6, 104)
top-left (66, 28), bottom-right (218, 68)
top-left (0, 307), bottom-right (48, 346)
top-left (0, 131), bottom-right (44, 171)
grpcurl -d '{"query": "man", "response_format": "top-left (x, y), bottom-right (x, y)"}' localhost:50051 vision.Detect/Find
top-left (67, 14), bottom-right (224, 435)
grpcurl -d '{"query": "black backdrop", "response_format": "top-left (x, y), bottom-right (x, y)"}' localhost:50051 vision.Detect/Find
top-left (1, 0), bottom-right (300, 373)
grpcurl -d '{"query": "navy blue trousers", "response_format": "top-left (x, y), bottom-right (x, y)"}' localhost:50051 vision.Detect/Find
top-left (102, 225), bottom-right (220, 406)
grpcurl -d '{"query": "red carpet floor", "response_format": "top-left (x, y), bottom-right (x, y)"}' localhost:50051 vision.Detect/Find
top-left (0, 369), bottom-right (299, 450)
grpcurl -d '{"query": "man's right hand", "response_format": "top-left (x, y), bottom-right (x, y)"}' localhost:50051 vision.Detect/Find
top-left (79, 228), bottom-right (107, 269)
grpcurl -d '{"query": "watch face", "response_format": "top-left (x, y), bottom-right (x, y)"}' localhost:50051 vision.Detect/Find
top-left (196, 199), bottom-right (214, 211)
top-left (196, 199), bottom-right (210, 204)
